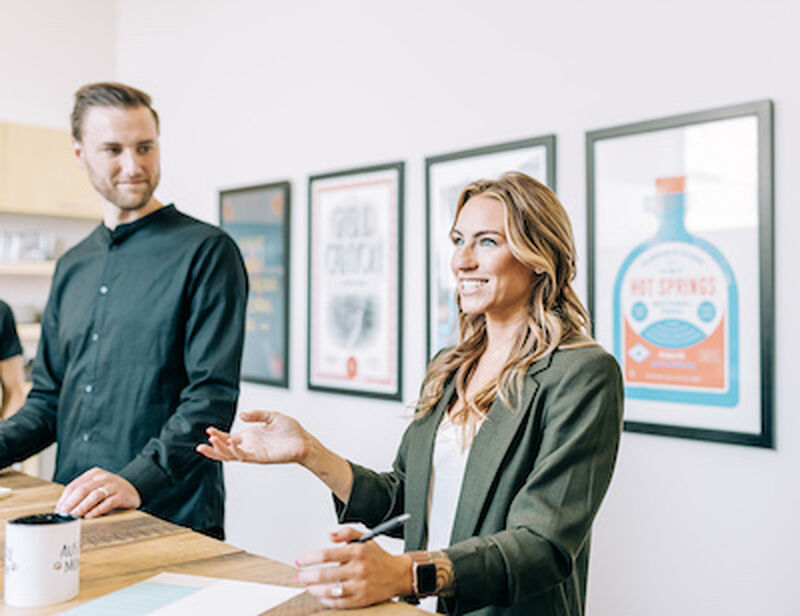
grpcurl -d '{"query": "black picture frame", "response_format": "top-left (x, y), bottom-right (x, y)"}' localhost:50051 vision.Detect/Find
top-left (425, 136), bottom-right (556, 360)
top-left (586, 100), bottom-right (774, 448)
top-left (307, 162), bottom-right (404, 400)
top-left (219, 181), bottom-right (291, 388)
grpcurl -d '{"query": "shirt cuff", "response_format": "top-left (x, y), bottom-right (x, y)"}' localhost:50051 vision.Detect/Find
top-left (119, 453), bottom-right (172, 505)
top-left (443, 536), bottom-right (509, 613)
top-left (332, 461), bottom-right (376, 523)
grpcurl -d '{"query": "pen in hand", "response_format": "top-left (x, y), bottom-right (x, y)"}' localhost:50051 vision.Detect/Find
top-left (350, 512), bottom-right (411, 543)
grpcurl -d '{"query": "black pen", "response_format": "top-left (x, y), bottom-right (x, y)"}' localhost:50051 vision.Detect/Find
top-left (352, 512), bottom-right (411, 543)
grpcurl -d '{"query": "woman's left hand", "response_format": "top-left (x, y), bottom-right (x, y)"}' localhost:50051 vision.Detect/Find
top-left (295, 527), bottom-right (413, 608)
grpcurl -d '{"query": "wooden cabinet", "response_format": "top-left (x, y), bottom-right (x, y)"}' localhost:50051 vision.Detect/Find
top-left (0, 121), bottom-right (100, 219)
top-left (1, 121), bottom-right (101, 356)
top-left (0, 261), bottom-right (56, 276)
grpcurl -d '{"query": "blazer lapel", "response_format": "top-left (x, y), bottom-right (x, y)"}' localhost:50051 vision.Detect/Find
top-left (449, 353), bottom-right (553, 544)
top-left (404, 379), bottom-right (452, 551)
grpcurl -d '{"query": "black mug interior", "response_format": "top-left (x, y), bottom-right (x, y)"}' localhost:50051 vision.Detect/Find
top-left (9, 513), bottom-right (78, 525)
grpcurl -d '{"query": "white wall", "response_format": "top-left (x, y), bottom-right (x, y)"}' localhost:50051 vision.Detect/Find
top-left (0, 0), bottom-right (116, 128)
top-left (6, 0), bottom-right (797, 614)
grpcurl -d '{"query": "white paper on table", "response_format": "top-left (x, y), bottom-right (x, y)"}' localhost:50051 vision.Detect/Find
top-left (148, 573), bottom-right (303, 615)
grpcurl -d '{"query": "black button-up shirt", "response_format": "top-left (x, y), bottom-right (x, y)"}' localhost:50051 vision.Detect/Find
top-left (0, 205), bottom-right (247, 532)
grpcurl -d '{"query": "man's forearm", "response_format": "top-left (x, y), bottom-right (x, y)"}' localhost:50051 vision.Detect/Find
top-left (0, 401), bottom-right (57, 468)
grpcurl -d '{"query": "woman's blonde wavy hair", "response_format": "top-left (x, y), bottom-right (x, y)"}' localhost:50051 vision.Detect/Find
top-left (416, 172), bottom-right (592, 440)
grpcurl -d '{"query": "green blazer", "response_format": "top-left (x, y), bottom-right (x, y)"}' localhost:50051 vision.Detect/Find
top-left (337, 344), bottom-right (623, 615)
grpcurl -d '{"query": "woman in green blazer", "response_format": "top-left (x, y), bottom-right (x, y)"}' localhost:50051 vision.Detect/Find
top-left (199, 172), bottom-right (623, 615)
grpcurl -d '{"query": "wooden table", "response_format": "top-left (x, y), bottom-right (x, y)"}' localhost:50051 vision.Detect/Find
top-left (0, 471), bottom-right (423, 615)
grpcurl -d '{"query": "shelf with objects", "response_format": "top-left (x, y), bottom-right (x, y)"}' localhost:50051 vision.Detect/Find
top-left (0, 213), bottom-right (98, 366)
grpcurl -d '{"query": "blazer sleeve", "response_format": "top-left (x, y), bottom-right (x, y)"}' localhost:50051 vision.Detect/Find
top-left (332, 421), bottom-right (413, 536)
top-left (443, 351), bottom-right (624, 614)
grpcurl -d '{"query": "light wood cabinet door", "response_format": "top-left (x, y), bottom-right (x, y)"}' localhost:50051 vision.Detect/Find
top-left (0, 123), bottom-right (7, 211)
top-left (1, 122), bottom-right (100, 219)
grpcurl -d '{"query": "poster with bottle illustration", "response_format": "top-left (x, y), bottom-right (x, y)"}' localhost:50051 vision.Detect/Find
top-left (425, 136), bottom-right (555, 359)
top-left (308, 163), bottom-right (403, 400)
top-left (587, 101), bottom-right (773, 447)
top-left (220, 182), bottom-right (290, 387)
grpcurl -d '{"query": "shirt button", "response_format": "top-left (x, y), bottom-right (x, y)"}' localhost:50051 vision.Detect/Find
top-left (91, 333), bottom-right (99, 342)
top-left (99, 285), bottom-right (109, 295)
top-left (82, 434), bottom-right (90, 442)
top-left (84, 384), bottom-right (93, 393)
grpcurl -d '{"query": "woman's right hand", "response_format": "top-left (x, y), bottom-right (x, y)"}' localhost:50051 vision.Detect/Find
top-left (196, 410), bottom-right (311, 465)
top-left (197, 409), bottom-right (354, 503)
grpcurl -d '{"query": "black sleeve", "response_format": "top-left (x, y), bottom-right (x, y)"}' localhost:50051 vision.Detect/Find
top-left (0, 301), bottom-right (23, 360)
top-left (118, 234), bottom-right (248, 502)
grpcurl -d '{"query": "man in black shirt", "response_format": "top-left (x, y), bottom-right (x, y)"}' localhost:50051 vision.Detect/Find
top-left (0, 299), bottom-right (26, 419)
top-left (0, 83), bottom-right (247, 537)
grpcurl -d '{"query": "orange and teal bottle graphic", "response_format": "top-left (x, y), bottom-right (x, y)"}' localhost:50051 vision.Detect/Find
top-left (613, 176), bottom-right (739, 407)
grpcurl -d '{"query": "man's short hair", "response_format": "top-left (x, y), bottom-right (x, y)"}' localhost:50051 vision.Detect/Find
top-left (71, 82), bottom-right (160, 141)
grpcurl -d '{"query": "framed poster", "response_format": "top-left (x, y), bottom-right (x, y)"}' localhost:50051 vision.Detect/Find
top-left (426, 136), bottom-right (556, 359)
top-left (587, 100), bottom-right (774, 447)
top-left (307, 162), bottom-right (403, 400)
top-left (220, 181), bottom-right (291, 387)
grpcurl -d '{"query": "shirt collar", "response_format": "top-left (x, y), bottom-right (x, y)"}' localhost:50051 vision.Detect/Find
top-left (98, 204), bottom-right (176, 246)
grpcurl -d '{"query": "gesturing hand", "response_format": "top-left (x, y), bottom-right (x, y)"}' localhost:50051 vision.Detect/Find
top-left (196, 410), bottom-right (311, 465)
top-left (296, 527), bottom-right (414, 608)
top-left (55, 467), bottom-right (142, 519)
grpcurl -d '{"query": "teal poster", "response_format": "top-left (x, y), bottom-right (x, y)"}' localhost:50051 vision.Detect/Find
top-left (220, 183), bottom-right (290, 386)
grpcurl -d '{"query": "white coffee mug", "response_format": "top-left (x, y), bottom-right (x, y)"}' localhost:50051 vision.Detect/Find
top-left (4, 513), bottom-right (81, 607)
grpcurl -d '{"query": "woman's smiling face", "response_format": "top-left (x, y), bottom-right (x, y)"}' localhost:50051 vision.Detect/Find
top-left (450, 195), bottom-right (535, 322)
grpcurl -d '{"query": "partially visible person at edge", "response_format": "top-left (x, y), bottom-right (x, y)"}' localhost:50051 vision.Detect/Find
top-left (199, 172), bottom-right (623, 614)
top-left (0, 299), bottom-right (26, 420)
top-left (0, 82), bottom-right (248, 538)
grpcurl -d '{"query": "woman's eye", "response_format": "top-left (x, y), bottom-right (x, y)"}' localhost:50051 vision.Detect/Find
top-left (451, 236), bottom-right (463, 246)
top-left (479, 237), bottom-right (497, 246)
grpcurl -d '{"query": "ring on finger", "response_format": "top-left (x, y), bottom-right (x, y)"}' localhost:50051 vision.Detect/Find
top-left (97, 486), bottom-right (110, 499)
top-left (331, 581), bottom-right (344, 598)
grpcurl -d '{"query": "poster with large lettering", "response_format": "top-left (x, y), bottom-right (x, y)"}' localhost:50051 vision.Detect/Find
top-left (587, 101), bottom-right (774, 447)
top-left (308, 163), bottom-right (403, 399)
top-left (220, 182), bottom-right (290, 387)
top-left (425, 136), bottom-right (555, 359)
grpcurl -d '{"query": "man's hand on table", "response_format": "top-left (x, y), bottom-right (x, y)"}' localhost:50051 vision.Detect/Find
top-left (55, 467), bottom-right (142, 518)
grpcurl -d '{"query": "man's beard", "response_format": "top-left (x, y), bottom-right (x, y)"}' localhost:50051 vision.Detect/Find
top-left (91, 171), bottom-right (160, 211)
top-left (112, 186), bottom-right (155, 211)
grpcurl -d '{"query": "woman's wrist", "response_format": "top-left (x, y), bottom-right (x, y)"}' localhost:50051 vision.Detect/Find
top-left (404, 550), bottom-right (456, 600)
top-left (394, 553), bottom-right (415, 598)
top-left (295, 432), bottom-right (319, 468)
top-left (300, 438), bottom-right (353, 503)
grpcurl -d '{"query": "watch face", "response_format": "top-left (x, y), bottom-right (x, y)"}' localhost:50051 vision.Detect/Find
top-left (417, 562), bottom-right (438, 595)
